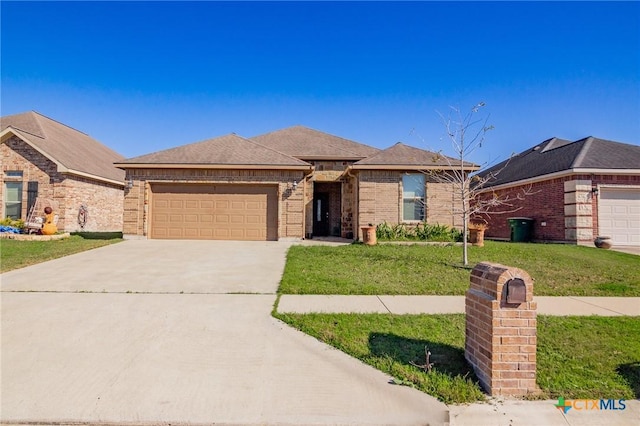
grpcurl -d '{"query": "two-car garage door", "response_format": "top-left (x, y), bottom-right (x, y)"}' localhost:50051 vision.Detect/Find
top-left (598, 188), bottom-right (640, 246)
top-left (150, 184), bottom-right (278, 241)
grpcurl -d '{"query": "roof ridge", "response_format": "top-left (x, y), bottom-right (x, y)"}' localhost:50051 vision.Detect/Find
top-left (2, 111), bottom-right (47, 139)
top-left (252, 125), bottom-right (378, 158)
top-left (32, 110), bottom-right (90, 136)
top-left (236, 134), bottom-right (311, 166)
top-left (571, 136), bottom-right (595, 168)
top-left (296, 125), bottom-right (378, 156)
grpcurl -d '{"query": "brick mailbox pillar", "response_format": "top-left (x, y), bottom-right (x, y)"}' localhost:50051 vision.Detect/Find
top-left (465, 262), bottom-right (537, 396)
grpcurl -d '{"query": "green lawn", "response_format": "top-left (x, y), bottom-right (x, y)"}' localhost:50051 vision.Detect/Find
top-left (275, 312), bottom-right (640, 404)
top-left (0, 233), bottom-right (123, 272)
top-left (279, 241), bottom-right (640, 296)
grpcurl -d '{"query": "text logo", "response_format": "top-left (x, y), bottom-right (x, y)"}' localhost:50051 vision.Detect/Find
top-left (554, 397), bottom-right (626, 414)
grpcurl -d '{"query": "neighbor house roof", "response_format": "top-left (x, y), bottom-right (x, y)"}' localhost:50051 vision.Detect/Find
top-left (479, 136), bottom-right (640, 188)
top-left (116, 133), bottom-right (312, 170)
top-left (1, 111), bottom-right (125, 185)
top-left (351, 142), bottom-right (479, 171)
top-left (251, 125), bottom-right (380, 160)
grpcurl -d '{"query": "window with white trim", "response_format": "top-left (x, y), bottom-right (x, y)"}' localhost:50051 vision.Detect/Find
top-left (4, 181), bottom-right (23, 219)
top-left (402, 173), bottom-right (425, 221)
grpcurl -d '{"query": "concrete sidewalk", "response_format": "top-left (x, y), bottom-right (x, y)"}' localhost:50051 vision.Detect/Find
top-left (277, 295), bottom-right (640, 316)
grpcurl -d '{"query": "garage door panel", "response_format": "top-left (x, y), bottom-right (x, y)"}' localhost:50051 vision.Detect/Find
top-left (183, 228), bottom-right (199, 238)
top-left (215, 215), bottom-right (230, 224)
top-left (246, 215), bottom-right (261, 224)
top-left (599, 188), bottom-right (640, 246)
top-left (184, 214), bottom-right (198, 223)
top-left (231, 215), bottom-right (244, 224)
top-left (151, 184), bottom-right (277, 241)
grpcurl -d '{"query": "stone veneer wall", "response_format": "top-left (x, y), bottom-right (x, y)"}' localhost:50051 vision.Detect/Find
top-left (341, 174), bottom-right (357, 238)
top-left (2, 136), bottom-right (123, 231)
top-left (123, 168), bottom-right (305, 239)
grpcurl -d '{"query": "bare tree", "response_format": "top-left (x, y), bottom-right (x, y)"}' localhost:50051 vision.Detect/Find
top-left (417, 102), bottom-right (533, 266)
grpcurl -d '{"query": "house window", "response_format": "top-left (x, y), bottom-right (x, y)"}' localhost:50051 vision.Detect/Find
top-left (402, 173), bottom-right (425, 221)
top-left (4, 181), bottom-right (23, 219)
top-left (5, 170), bottom-right (23, 178)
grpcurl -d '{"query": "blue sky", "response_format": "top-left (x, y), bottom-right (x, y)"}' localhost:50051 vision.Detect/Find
top-left (2, 1), bottom-right (639, 167)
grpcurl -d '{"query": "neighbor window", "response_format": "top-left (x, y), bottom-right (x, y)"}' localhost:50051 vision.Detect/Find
top-left (4, 181), bottom-right (23, 219)
top-left (402, 173), bottom-right (425, 221)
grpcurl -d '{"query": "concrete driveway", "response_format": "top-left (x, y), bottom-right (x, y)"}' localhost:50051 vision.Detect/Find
top-left (1, 240), bottom-right (291, 294)
top-left (1, 240), bottom-right (448, 425)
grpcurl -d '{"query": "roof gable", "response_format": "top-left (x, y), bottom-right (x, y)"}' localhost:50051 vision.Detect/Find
top-left (352, 142), bottom-right (478, 170)
top-left (1, 111), bottom-right (125, 184)
top-left (480, 136), bottom-right (640, 187)
top-left (117, 133), bottom-right (311, 168)
top-left (251, 125), bottom-right (379, 160)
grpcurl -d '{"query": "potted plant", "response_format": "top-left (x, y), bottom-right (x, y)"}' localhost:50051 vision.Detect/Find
top-left (594, 236), bottom-right (613, 249)
top-left (468, 221), bottom-right (488, 247)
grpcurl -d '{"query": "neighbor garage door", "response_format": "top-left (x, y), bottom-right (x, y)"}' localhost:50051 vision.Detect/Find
top-left (598, 187), bottom-right (640, 246)
top-left (150, 184), bottom-right (278, 241)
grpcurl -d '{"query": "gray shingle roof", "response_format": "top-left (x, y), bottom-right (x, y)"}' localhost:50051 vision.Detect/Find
top-left (117, 133), bottom-right (311, 168)
top-left (1, 111), bottom-right (125, 183)
top-left (480, 136), bottom-right (640, 187)
top-left (251, 125), bottom-right (379, 159)
top-left (352, 142), bottom-right (479, 169)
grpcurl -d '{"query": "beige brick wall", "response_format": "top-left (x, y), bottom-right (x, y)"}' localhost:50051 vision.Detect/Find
top-left (426, 180), bottom-right (462, 227)
top-left (356, 170), bottom-right (460, 238)
top-left (61, 177), bottom-right (124, 232)
top-left (357, 170), bottom-right (402, 234)
top-left (123, 168), bottom-right (305, 239)
top-left (2, 136), bottom-right (123, 232)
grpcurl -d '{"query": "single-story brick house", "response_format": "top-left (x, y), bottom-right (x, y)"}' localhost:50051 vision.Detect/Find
top-left (476, 136), bottom-right (640, 246)
top-left (116, 126), bottom-right (478, 241)
top-left (1, 111), bottom-right (125, 232)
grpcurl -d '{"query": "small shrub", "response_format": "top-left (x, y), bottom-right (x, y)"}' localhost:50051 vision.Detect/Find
top-left (0, 217), bottom-right (25, 230)
top-left (376, 221), bottom-right (462, 242)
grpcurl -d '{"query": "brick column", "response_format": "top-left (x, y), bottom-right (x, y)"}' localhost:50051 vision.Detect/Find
top-left (465, 262), bottom-right (537, 396)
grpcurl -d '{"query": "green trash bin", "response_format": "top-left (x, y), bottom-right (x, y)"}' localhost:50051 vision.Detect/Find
top-left (508, 218), bottom-right (534, 242)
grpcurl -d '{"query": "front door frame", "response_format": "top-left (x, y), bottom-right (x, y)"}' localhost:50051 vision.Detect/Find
top-left (313, 192), bottom-right (330, 236)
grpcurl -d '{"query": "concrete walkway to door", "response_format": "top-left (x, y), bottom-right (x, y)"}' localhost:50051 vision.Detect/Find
top-left (1, 240), bottom-right (448, 426)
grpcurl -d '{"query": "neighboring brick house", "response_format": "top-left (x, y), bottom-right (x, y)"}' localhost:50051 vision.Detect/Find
top-left (475, 137), bottom-right (640, 247)
top-left (116, 126), bottom-right (478, 241)
top-left (1, 111), bottom-right (125, 232)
